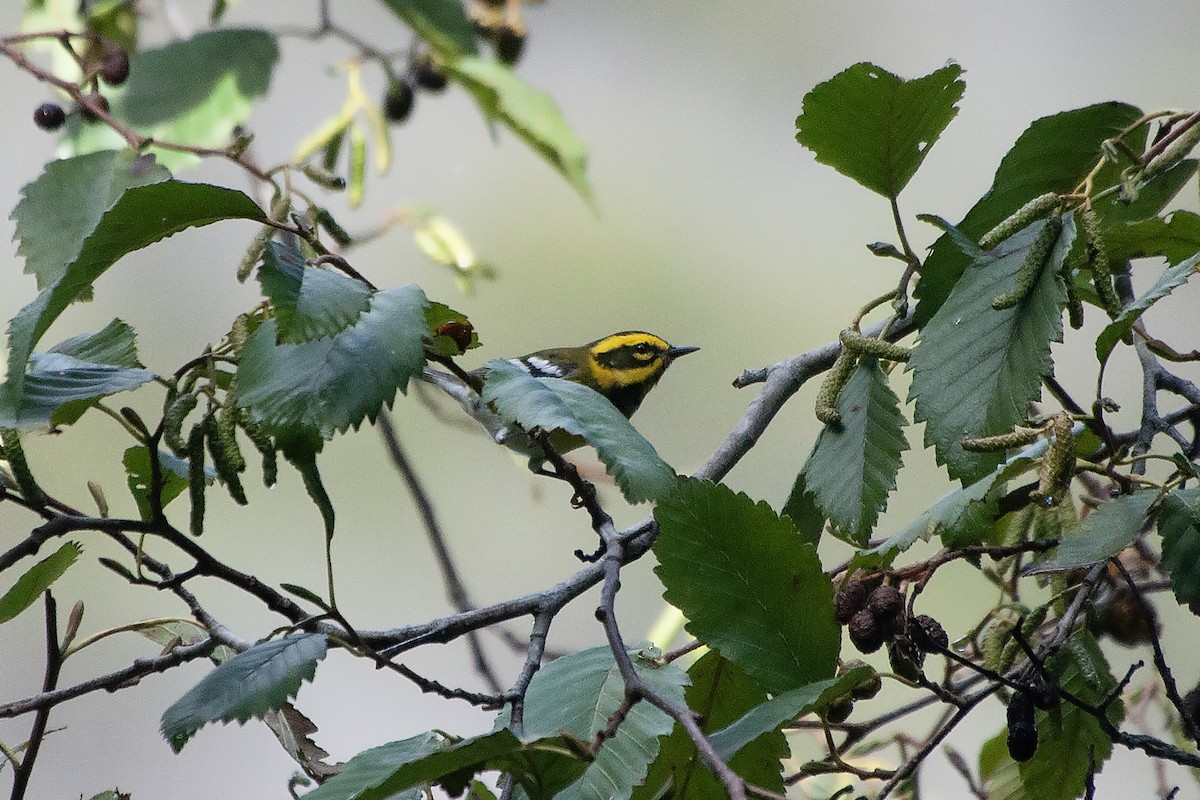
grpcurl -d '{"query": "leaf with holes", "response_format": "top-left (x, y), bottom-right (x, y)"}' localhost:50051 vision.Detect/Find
top-left (795, 62), bottom-right (964, 199)
top-left (653, 479), bottom-right (839, 692)
top-left (908, 218), bottom-right (1073, 483)
top-left (160, 633), bottom-right (328, 752)
top-left (802, 358), bottom-right (908, 544)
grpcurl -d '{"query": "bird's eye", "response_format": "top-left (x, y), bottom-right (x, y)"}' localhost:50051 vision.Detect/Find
top-left (634, 343), bottom-right (653, 355)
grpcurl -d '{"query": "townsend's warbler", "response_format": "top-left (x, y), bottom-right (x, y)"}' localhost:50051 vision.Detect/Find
top-left (422, 331), bottom-right (698, 464)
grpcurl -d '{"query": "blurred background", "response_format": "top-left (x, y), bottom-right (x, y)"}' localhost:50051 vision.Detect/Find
top-left (2, 1), bottom-right (1199, 797)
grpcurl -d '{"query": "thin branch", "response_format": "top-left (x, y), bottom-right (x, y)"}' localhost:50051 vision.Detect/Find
top-left (8, 593), bottom-right (61, 800)
top-left (377, 412), bottom-right (503, 694)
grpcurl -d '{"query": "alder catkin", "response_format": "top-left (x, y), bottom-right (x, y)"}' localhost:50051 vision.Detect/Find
top-left (163, 393), bottom-right (199, 457)
top-left (978, 193), bottom-right (1060, 250)
top-left (815, 348), bottom-right (859, 425)
top-left (992, 216), bottom-right (1061, 310)
top-left (1080, 206), bottom-right (1122, 320)
top-left (839, 329), bottom-right (912, 362)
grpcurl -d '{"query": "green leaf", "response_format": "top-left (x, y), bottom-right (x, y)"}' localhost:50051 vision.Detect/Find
top-left (160, 633), bottom-right (328, 752)
top-left (795, 62), bottom-right (964, 199)
top-left (425, 302), bottom-right (481, 357)
top-left (781, 471), bottom-right (825, 547)
top-left (1106, 209), bottom-right (1200, 264)
top-left (908, 218), bottom-right (1073, 483)
top-left (1017, 631), bottom-right (1123, 800)
top-left (256, 240), bottom-right (373, 343)
top-left (978, 730), bottom-right (1028, 800)
top-left (506, 742), bottom-right (589, 800)
top-left (302, 730), bottom-right (520, 800)
top-left (49, 318), bottom-right (144, 368)
top-left (802, 359), bottom-right (908, 543)
top-left (870, 453), bottom-right (1040, 558)
top-left (915, 102), bottom-right (1143, 326)
top-left (236, 285), bottom-right (429, 438)
top-left (0, 542), bottom-right (82, 625)
top-left (707, 667), bottom-right (872, 763)
top-left (1158, 487), bottom-right (1200, 615)
top-left (124, 446), bottom-right (191, 521)
top-left (1026, 490), bottom-right (1158, 573)
top-left (653, 479), bottom-right (839, 692)
top-left (1, 181), bottom-right (266, 427)
top-left (12, 150), bottom-right (169, 291)
top-left (1096, 252), bottom-right (1200, 365)
top-left (481, 360), bottom-right (678, 504)
top-left (512, 645), bottom-right (688, 800)
top-left (377, 0), bottom-right (478, 59)
top-left (96, 29), bottom-right (278, 171)
top-left (445, 57), bottom-right (591, 200)
top-left (634, 652), bottom-right (787, 800)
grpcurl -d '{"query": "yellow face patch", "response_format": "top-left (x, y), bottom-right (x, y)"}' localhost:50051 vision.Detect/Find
top-left (586, 332), bottom-right (671, 389)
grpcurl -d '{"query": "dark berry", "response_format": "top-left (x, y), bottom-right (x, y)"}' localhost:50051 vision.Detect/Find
top-left (435, 320), bottom-right (474, 354)
top-left (866, 585), bottom-right (903, 620)
top-left (495, 24), bottom-right (526, 66)
top-left (850, 670), bottom-right (883, 701)
top-left (908, 614), bottom-right (949, 653)
top-left (887, 638), bottom-right (924, 682)
top-left (99, 48), bottom-right (131, 86)
top-left (848, 609), bottom-right (884, 654)
top-left (834, 579), bottom-right (869, 625)
top-left (1006, 691), bottom-right (1038, 762)
top-left (1090, 587), bottom-right (1159, 646)
top-left (33, 102), bottom-right (66, 131)
top-left (414, 59), bottom-right (449, 92)
top-left (79, 93), bottom-right (110, 122)
top-left (824, 695), bottom-right (854, 724)
top-left (383, 80), bottom-right (415, 123)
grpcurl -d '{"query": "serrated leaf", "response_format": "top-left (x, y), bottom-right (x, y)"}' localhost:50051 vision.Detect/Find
top-left (1158, 487), bottom-right (1200, 615)
top-left (915, 102), bottom-right (1143, 326)
top-left (1096, 252), bottom-right (1200, 365)
top-left (978, 730), bottom-right (1029, 800)
top-left (634, 652), bottom-right (787, 800)
top-left (263, 703), bottom-right (339, 781)
top-left (236, 285), bottom-right (429, 438)
top-left (802, 359), bottom-right (908, 543)
top-left (481, 360), bottom-right (677, 504)
top-left (49, 318), bottom-right (144, 367)
top-left (1017, 631), bottom-right (1122, 800)
top-left (1, 181), bottom-right (266, 428)
top-left (1106, 209), bottom-right (1200, 264)
top-left (65, 30), bottom-right (279, 171)
top-left (781, 471), bottom-right (825, 547)
top-left (795, 62), bottom-right (964, 199)
top-left (653, 479), bottom-right (839, 692)
top-left (871, 453), bottom-right (1040, 558)
top-left (160, 633), bottom-right (328, 752)
top-left (908, 218), bottom-right (1073, 483)
top-left (124, 446), bottom-right (190, 521)
top-left (509, 645), bottom-right (687, 800)
top-left (12, 150), bottom-right (169, 291)
top-left (0, 542), bottom-right (82, 624)
top-left (256, 240), bottom-right (373, 343)
top-left (377, 0), bottom-right (478, 59)
top-left (1026, 490), bottom-right (1157, 574)
top-left (707, 667), bottom-right (871, 763)
top-left (445, 57), bottom-right (591, 200)
top-left (303, 730), bottom-right (520, 800)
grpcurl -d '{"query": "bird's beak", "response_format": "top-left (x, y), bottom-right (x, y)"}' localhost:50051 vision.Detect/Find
top-left (666, 345), bottom-right (700, 360)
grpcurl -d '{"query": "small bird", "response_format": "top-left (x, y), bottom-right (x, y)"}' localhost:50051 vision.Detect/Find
top-left (422, 331), bottom-right (698, 461)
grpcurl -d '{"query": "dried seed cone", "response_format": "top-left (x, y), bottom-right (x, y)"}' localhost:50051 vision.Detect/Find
top-left (848, 609), bottom-right (885, 654)
top-left (908, 614), bottom-right (949, 653)
top-left (835, 579), bottom-right (870, 624)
